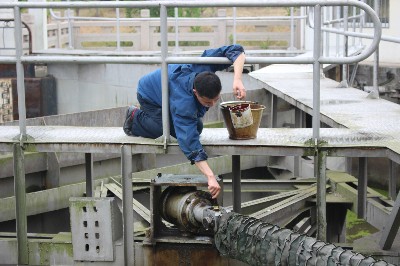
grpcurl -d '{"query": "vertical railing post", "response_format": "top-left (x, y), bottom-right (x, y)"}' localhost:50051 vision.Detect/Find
top-left (13, 143), bottom-right (28, 265)
top-left (370, 0), bottom-right (380, 99)
top-left (335, 6), bottom-right (340, 57)
top-left (140, 9), bottom-right (150, 50)
top-left (66, 0), bottom-right (73, 49)
top-left (288, 7), bottom-right (295, 50)
top-left (217, 9), bottom-right (227, 47)
top-left (339, 5), bottom-right (349, 88)
top-left (232, 7), bottom-right (237, 44)
top-left (116, 0), bottom-right (121, 51)
top-left (160, 4), bottom-right (170, 144)
top-left (174, 7), bottom-right (179, 52)
top-left (312, 4), bottom-right (321, 140)
top-left (324, 7), bottom-right (330, 57)
top-left (314, 4), bottom-right (326, 242)
top-left (13, 6), bottom-right (27, 140)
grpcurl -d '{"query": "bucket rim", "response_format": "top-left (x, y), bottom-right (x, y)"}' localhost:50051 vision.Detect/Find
top-left (220, 100), bottom-right (255, 108)
top-left (220, 101), bottom-right (266, 110)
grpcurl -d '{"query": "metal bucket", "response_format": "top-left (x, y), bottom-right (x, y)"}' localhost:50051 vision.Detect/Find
top-left (220, 101), bottom-right (266, 140)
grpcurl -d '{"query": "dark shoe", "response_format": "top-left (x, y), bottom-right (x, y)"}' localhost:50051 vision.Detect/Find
top-left (123, 106), bottom-right (138, 136)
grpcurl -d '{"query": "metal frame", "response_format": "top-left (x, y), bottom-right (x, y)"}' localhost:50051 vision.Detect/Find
top-left (0, 1), bottom-right (385, 265)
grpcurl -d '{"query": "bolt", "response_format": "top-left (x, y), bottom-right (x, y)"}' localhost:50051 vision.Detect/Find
top-left (203, 217), bottom-right (213, 228)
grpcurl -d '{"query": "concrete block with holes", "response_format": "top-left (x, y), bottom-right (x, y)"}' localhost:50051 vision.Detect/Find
top-left (69, 197), bottom-right (122, 261)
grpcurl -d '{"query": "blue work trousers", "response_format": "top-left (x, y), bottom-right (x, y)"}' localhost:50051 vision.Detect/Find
top-left (132, 93), bottom-right (203, 139)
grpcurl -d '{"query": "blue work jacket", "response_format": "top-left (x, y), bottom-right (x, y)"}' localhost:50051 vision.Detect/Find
top-left (137, 44), bottom-right (244, 163)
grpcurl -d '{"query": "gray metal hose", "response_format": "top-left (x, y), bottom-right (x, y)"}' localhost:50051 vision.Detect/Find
top-left (159, 186), bottom-right (394, 266)
top-left (214, 212), bottom-right (394, 266)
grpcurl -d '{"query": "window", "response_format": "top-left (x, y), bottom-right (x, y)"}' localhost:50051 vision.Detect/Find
top-left (365, 0), bottom-right (389, 28)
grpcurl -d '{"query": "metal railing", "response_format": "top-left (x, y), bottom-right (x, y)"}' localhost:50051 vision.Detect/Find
top-left (0, 1), bottom-right (382, 265)
top-left (46, 8), bottom-right (304, 51)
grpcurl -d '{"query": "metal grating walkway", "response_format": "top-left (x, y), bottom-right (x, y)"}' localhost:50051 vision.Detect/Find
top-left (0, 126), bottom-right (399, 161)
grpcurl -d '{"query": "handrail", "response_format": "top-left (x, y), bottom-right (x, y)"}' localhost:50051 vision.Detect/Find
top-left (1, 1), bottom-right (383, 265)
top-left (308, 7), bottom-right (400, 44)
top-left (48, 8), bottom-right (307, 51)
top-left (2, 0), bottom-right (382, 146)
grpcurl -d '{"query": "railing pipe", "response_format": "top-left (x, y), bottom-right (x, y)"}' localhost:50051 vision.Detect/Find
top-left (371, 0), bottom-right (380, 99)
top-left (335, 6), bottom-right (340, 57)
top-left (174, 7), bottom-right (179, 52)
top-left (233, 7), bottom-right (237, 44)
top-left (160, 4), bottom-right (170, 144)
top-left (66, 1), bottom-right (73, 49)
top-left (323, 12), bottom-right (364, 25)
top-left (116, 0), bottom-right (121, 51)
top-left (341, 5), bottom-right (349, 87)
top-left (13, 7), bottom-right (27, 140)
top-left (359, 0), bottom-right (365, 47)
top-left (0, 0), bottom-right (381, 9)
top-left (352, 6), bottom-right (357, 47)
top-left (48, 9), bottom-right (307, 22)
top-left (312, 4), bottom-right (321, 140)
top-left (323, 6), bottom-right (330, 57)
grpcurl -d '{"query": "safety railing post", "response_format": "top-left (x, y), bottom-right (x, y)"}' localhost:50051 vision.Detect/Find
top-left (13, 6), bottom-right (27, 140)
top-left (339, 5), bottom-right (349, 88)
top-left (312, 4), bottom-right (321, 140)
top-left (370, 0), bottom-right (380, 99)
top-left (160, 4), bottom-right (170, 145)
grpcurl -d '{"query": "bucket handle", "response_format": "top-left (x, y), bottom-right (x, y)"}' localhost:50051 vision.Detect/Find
top-left (220, 94), bottom-right (258, 106)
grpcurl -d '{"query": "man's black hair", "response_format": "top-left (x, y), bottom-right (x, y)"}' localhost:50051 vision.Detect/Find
top-left (194, 71), bottom-right (222, 99)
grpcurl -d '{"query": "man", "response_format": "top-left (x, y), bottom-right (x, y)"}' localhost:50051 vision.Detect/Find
top-left (123, 44), bottom-right (246, 199)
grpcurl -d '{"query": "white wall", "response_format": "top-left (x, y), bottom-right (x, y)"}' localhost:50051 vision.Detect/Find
top-left (47, 63), bottom-right (257, 115)
top-left (362, 0), bottom-right (400, 64)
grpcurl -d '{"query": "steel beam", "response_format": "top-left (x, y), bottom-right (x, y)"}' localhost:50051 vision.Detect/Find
top-left (13, 144), bottom-right (28, 265)
top-left (85, 153), bottom-right (94, 197)
top-left (357, 157), bottom-right (368, 219)
top-left (389, 161), bottom-right (398, 200)
top-left (316, 149), bottom-right (327, 241)
top-left (232, 155), bottom-right (241, 213)
top-left (270, 95), bottom-right (278, 128)
top-left (121, 145), bottom-right (134, 266)
top-left (379, 190), bottom-right (400, 250)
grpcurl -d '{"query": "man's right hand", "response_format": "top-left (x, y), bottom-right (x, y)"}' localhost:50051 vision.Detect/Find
top-left (207, 176), bottom-right (221, 199)
top-left (194, 160), bottom-right (221, 199)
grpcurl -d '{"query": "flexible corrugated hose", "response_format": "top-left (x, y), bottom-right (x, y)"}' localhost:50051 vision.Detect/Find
top-left (214, 212), bottom-right (394, 266)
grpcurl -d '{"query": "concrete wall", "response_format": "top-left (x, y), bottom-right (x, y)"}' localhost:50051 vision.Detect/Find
top-left (47, 63), bottom-right (259, 115)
